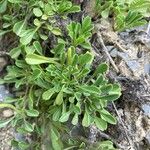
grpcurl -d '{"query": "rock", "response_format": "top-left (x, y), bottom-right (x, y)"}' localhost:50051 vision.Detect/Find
top-left (142, 104), bottom-right (150, 117)
top-left (0, 85), bottom-right (11, 102)
top-left (0, 57), bottom-right (7, 71)
top-left (2, 109), bottom-right (14, 118)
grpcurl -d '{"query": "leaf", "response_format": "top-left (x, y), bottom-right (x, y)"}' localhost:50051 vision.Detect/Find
top-left (54, 43), bottom-right (65, 56)
top-left (59, 112), bottom-right (70, 122)
top-left (100, 109), bottom-right (117, 124)
top-left (51, 128), bottom-right (62, 150)
top-left (67, 5), bottom-right (80, 14)
top-left (13, 20), bottom-right (26, 36)
top-left (42, 88), bottom-right (55, 100)
top-left (82, 111), bottom-right (91, 127)
top-left (78, 52), bottom-right (93, 66)
top-left (32, 68), bottom-right (42, 79)
top-left (26, 109), bottom-right (39, 117)
top-left (94, 63), bottom-right (108, 75)
top-left (101, 8), bottom-right (110, 18)
top-left (51, 28), bottom-right (62, 35)
top-left (52, 107), bottom-right (61, 121)
top-left (79, 85), bottom-right (100, 95)
top-left (55, 91), bottom-right (63, 105)
top-left (0, 117), bottom-right (13, 128)
top-left (18, 141), bottom-right (29, 149)
top-left (9, 47), bottom-right (21, 59)
top-left (0, 0), bottom-right (7, 13)
top-left (24, 121), bottom-right (34, 132)
top-left (33, 8), bottom-right (43, 17)
top-left (20, 29), bottom-right (36, 45)
top-left (71, 113), bottom-right (78, 125)
top-left (94, 117), bottom-right (107, 131)
top-left (82, 16), bottom-right (93, 33)
top-left (100, 84), bottom-right (113, 93)
top-left (95, 75), bottom-right (104, 86)
top-left (99, 94), bottom-right (120, 101)
top-left (25, 54), bottom-right (58, 65)
top-left (33, 41), bottom-right (43, 55)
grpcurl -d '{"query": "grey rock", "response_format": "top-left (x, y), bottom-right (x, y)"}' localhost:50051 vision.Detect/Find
top-left (126, 60), bottom-right (140, 72)
top-left (106, 46), bottom-right (114, 52)
top-left (144, 64), bottom-right (150, 74)
top-left (0, 85), bottom-right (11, 102)
top-left (142, 104), bottom-right (150, 116)
top-left (110, 48), bottom-right (118, 57)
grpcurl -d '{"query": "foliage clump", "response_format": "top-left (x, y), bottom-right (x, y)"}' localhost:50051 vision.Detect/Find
top-left (0, 0), bottom-right (122, 149)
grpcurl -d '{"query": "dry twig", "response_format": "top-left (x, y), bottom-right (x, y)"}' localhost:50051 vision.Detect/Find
top-left (96, 32), bottom-right (119, 73)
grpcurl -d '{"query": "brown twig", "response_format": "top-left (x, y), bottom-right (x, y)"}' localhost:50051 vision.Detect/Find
top-left (96, 32), bottom-right (119, 73)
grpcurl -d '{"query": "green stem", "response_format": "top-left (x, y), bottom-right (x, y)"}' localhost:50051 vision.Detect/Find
top-left (0, 103), bottom-right (18, 112)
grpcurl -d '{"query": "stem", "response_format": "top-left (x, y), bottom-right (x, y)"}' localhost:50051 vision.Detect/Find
top-left (0, 103), bottom-right (18, 113)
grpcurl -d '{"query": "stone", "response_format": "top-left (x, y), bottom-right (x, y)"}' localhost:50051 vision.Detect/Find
top-left (0, 85), bottom-right (11, 102)
top-left (142, 104), bottom-right (150, 117)
top-left (2, 109), bottom-right (14, 118)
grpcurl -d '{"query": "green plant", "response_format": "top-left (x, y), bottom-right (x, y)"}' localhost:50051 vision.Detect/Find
top-left (0, 1), bottom-right (121, 150)
top-left (94, 0), bottom-right (150, 31)
top-left (0, 45), bottom-right (121, 149)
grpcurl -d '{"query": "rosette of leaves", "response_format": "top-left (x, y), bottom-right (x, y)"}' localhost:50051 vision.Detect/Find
top-left (0, 44), bottom-right (121, 149)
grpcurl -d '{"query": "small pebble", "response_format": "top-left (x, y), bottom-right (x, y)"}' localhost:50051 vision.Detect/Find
top-left (2, 109), bottom-right (14, 118)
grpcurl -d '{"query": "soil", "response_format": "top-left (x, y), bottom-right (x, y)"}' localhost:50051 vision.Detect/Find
top-left (0, 1), bottom-right (150, 150)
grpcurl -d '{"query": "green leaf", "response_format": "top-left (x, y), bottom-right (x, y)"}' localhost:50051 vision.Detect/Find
top-left (52, 107), bottom-right (61, 121)
top-left (24, 121), bottom-right (34, 132)
top-left (79, 85), bottom-right (100, 95)
top-left (25, 54), bottom-right (58, 65)
top-left (0, 0), bottom-right (7, 13)
top-left (9, 47), bottom-right (21, 59)
top-left (42, 88), bottom-right (55, 100)
top-left (13, 20), bottom-right (26, 36)
top-left (94, 117), bottom-right (107, 131)
top-left (0, 117), bottom-right (13, 128)
top-left (26, 109), bottom-right (39, 117)
top-left (20, 29), bottom-right (36, 45)
top-left (99, 94), bottom-right (120, 101)
top-left (100, 84), bottom-right (113, 93)
top-left (71, 113), bottom-right (78, 125)
top-left (53, 43), bottom-right (65, 56)
top-left (94, 63), bottom-right (108, 75)
top-left (100, 109), bottom-right (117, 124)
top-left (82, 111), bottom-right (91, 127)
top-left (33, 8), bottom-right (43, 17)
top-left (51, 28), bottom-right (62, 36)
top-left (59, 112), bottom-right (70, 122)
top-left (78, 52), bottom-right (93, 66)
top-left (18, 141), bottom-right (29, 150)
top-left (94, 75), bottom-right (104, 86)
top-left (55, 91), bottom-right (63, 105)
top-left (82, 16), bottom-right (93, 33)
top-left (50, 128), bottom-right (62, 150)
top-left (33, 41), bottom-right (43, 55)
